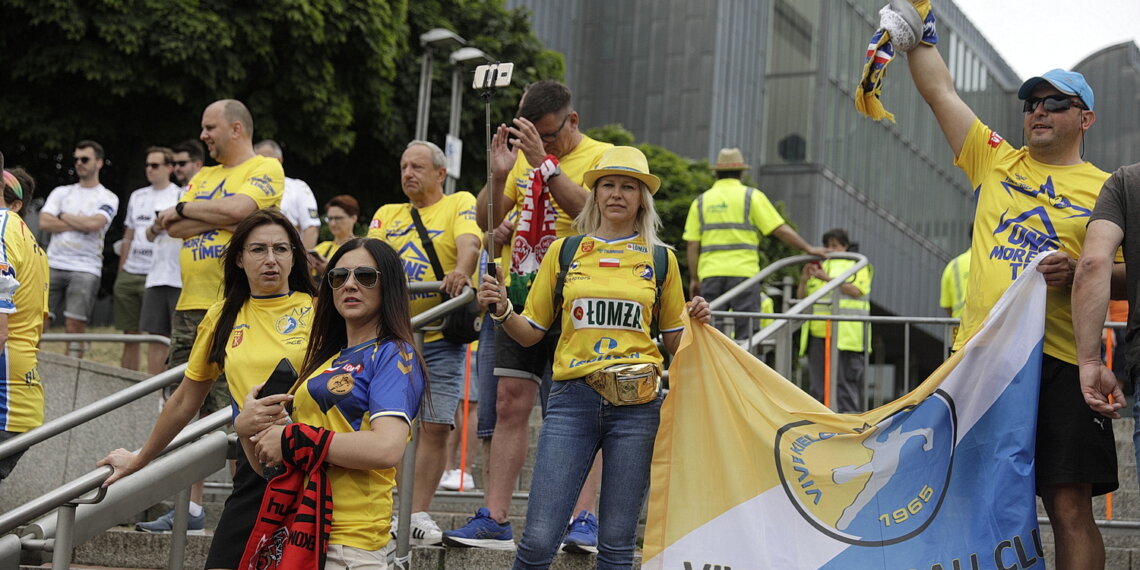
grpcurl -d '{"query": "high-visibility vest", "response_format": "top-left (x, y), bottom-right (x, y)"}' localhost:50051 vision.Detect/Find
top-left (800, 258), bottom-right (873, 353)
top-left (940, 250), bottom-right (970, 318)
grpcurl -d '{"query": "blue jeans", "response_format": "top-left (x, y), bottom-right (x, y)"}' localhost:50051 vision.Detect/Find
top-left (513, 378), bottom-right (662, 570)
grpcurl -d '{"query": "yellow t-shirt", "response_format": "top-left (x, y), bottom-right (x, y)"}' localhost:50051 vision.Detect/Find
top-left (185, 292), bottom-right (314, 414)
top-left (367, 192), bottom-right (481, 343)
top-left (521, 234), bottom-right (686, 380)
top-left (290, 338), bottom-right (425, 550)
top-left (681, 178), bottom-right (787, 278)
top-left (313, 240), bottom-right (341, 262)
top-left (939, 250), bottom-right (970, 318)
top-left (954, 119), bottom-right (1111, 363)
top-left (501, 136), bottom-right (613, 284)
top-left (176, 156), bottom-right (284, 311)
top-left (0, 211), bottom-right (47, 432)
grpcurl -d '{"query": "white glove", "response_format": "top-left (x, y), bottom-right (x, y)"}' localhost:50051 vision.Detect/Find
top-left (879, 0), bottom-right (924, 53)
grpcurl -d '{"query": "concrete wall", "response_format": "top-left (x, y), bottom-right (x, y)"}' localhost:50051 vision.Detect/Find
top-left (0, 352), bottom-right (160, 513)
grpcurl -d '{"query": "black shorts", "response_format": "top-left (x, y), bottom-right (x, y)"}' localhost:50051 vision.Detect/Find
top-left (205, 453), bottom-right (268, 568)
top-left (493, 321), bottom-right (560, 383)
top-left (1034, 354), bottom-right (1118, 496)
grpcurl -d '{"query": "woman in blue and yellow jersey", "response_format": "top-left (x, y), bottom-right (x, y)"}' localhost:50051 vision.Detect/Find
top-left (99, 208), bottom-right (316, 569)
top-left (0, 169), bottom-right (48, 484)
top-left (479, 147), bottom-right (711, 569)
top-left (236, 238), bottom-right (426, 568)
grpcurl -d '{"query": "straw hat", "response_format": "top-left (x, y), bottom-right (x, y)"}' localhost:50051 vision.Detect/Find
top-left (712, 147), bottom-right (750, 171)
top-left (582, 146), bottom-right (661, 195)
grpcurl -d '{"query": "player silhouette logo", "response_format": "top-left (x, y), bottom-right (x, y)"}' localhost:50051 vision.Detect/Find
top-left (775, 390), bottom-right (957, 546)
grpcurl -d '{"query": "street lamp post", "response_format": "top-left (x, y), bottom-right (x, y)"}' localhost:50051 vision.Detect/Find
top-left (415, 28), bottom-right (466, 142)
top-left (445, 47), bottom-right (491, 194)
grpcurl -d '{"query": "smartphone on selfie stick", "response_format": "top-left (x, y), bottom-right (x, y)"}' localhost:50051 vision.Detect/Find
top-left (473, 62), bottom-right (514, 315)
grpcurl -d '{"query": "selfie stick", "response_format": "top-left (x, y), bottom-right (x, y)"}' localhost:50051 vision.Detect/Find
top-left (478, 66), bottom-right (506, 315)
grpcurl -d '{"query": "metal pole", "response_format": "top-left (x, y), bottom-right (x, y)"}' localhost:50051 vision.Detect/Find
top-left (50, 505), bottom-right (75, 570)
top-left (394, 330), bottom-right (425, 570)
top-left (445, 65), bottom-right (463, 195)
top-left (415, 50), bottom-right (434, 141)
top-left (904, 323), bottom-right (912, 392)
top-left (829, 293), bottom-right (840, 412)
top-left (777, 277), bottom-right (794, 378)
top-left (168, 487), bottom-right (190, 570)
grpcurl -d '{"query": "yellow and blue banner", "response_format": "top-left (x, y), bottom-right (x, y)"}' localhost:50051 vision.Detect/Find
top-left (644, 253), bottom-right (1051, 569)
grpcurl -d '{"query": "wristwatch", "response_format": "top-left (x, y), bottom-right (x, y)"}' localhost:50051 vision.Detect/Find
top-left (174, 202), bottom-right (186, 218)
top-left (547, 165), bottom-right (562, 180)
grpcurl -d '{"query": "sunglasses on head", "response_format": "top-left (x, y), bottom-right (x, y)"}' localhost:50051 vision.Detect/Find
top-left (1023, 94), bottom-right (1087, 114)
top-left (327, 266), bottom-right (380, 289)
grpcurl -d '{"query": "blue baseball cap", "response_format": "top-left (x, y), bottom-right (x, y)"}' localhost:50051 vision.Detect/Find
top-left (1018, 69), bottom-right (1094, 111)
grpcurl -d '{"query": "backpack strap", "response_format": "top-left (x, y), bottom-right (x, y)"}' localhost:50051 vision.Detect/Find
top-left (650, 244), bottom-right (668, 331)
top-left (553, 234), bottom-right (586, 323)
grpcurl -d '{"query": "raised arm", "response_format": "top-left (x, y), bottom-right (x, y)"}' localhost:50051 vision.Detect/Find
top-left (476, 125), bottom-right (520, 231)
top-left (905, 44), bottom-right (977, 157)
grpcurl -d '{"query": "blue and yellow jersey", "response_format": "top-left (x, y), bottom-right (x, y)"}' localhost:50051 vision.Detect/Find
top-left (954, 119), bottom-right (1111, 363)
top-left (291, 338), bottom-right (425, 550)
top-left (521, 234), bottom-right (686, 380)
top-left (0, 210), bottom-right (46, 432)
top-left (185, 292), bottom-right (313, 415)
top-left (367, 193), bottom-right (481, 342)
top-left (176, 156), bottom-right (284, 311)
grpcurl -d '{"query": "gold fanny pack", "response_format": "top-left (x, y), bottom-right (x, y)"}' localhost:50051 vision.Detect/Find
top-left (584, 363), bottom-right (661, 406)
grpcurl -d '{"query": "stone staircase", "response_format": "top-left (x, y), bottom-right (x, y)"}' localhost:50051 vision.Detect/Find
top-left (27, 413), bottom-right (1140, 569)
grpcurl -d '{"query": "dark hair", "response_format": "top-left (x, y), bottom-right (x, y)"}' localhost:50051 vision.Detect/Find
top-left (298, 238), bottom-right (430, 410)
top-left (325, 194), bottom-right (359, 218)
top-left (715, 170), bottom-right (743, 180)
top-left (4, 168), bottom-right (34, 215)
top-left (173, 139), bottom-right (206, 163)
top-left (76, 140), bottom-right (104, 160)
top-left (146, 146), bottom-right (174, 164)
top-left (207, 208), bottom-right (317, 366)
top-left (822, 228), bottom-right (850, 248)
top-left (517, 80), bottom-right (573, 123)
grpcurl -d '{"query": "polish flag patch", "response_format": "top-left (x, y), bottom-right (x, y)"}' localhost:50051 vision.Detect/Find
top-left (600, 258), bottom-right (620, 268)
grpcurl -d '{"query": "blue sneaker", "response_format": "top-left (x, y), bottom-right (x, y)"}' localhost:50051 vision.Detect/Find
top-left (561, 510), bottom-right (598, 554)
top-left (135, 508), bottom-right (206, 535)
top-left (442, 507), bottom-right (515, 550)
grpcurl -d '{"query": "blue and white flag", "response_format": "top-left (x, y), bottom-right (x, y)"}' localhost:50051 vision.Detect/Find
top-left (644, 253), bottom-right (1050, 569)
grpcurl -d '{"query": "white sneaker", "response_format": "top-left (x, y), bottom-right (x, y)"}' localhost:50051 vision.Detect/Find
top-left (439, 468), bottom-right (460, 490)
top-left (410, 511), bottom-right (443, 545)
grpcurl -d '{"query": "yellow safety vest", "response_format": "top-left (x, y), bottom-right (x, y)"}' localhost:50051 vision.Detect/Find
top-left (800, 258), bottom-right (873, 353)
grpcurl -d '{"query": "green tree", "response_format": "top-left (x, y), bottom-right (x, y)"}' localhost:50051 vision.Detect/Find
top-left (585, 125), bottom-right (804, 287)
top-left (0, 0), bottom-right (560, 219)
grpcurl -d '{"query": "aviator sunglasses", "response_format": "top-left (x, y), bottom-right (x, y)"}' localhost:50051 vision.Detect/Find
top-left (327, 267), bottom-right (380, 289)
top-left (1022, 94), bottom-right (1087, 114)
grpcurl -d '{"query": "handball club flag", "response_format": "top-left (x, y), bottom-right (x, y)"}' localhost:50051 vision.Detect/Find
top-left (644, 253), bottom-right (1054, 569)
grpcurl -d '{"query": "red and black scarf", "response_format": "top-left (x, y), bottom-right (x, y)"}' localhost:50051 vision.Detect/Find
top-left (239, 424), bottom-right (334, 570)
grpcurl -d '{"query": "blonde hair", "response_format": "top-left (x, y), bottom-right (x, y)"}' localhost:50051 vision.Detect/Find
top-left (573, 181), bottom-right (670, 248)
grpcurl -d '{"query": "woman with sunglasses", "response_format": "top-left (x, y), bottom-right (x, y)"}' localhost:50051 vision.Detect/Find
top-left (0, 169), bottom-right (48, 484)
top-left (479, 147), bottom-right (711, 569)
top-left (237, 237), bottom-right (426, 569)
top-left (309, 194), bottom-right (360, 276)
top-left (99, 208), bottom-right (316, 569)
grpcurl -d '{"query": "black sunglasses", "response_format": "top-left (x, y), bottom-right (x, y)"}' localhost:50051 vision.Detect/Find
top-left (173, 160), bottom-right (189, 167)
top-left (145, 162), bottom-right (169, 169)
top-left (74, 156), bottom-right (92, 164)
top-left (1023, 94), bottom-right (1087, 114)
top-left (327, 266), bottom-right (380, 289)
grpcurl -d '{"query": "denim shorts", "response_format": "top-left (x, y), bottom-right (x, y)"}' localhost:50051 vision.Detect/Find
top-left (421, 339), bottom-right (469, 425)
top-left (48, 268), bottom-right (100, 323)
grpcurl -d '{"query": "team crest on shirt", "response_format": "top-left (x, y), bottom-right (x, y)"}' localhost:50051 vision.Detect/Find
top-left (634, 262), bottom-right (653, 281)
top-left (569, 260), bottom-right (581, 271)
top-left (231, 324), bottom-right (250, 348)
top-left (276, 315), bottom-right (300, 335)
top-left (581, 240), bottom-right (595, 253)
top-left (328, 373), bottom-right (355, 395)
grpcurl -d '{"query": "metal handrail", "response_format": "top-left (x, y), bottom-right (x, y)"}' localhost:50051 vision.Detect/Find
top-left (41, 333), bottom-right (171, 346)
top-left (0, 365), bottom-right (186, 461)
top-left (0, 281), bottom-right (474, 569)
